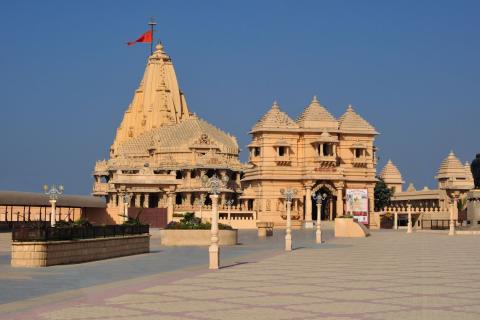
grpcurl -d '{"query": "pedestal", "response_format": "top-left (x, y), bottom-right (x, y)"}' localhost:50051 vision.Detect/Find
top-left (467, 190), bottom-right (480, 228)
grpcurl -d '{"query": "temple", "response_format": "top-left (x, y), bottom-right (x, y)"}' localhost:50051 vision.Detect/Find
top-left (92, 40), bottom-right (379, 228)
top-left (380, 151), bottom-right (474, 229)
top-left (93, 43), bottom-right (244, 225)
top-left (242, 99), bottom-right (378, 227)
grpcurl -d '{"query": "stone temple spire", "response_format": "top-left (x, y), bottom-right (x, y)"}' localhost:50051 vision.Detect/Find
top-left (112, 42), bottom-right (190, 152)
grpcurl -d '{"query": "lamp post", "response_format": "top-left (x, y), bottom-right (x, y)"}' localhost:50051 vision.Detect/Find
top-left (43, 184), bottom-right (64, 227)
top-left (281, 188), bottom-right (297, 252)
top-left (226, 199), bottom-right (234, 221)
top-left (123, 193), bottom-right (132, 222)
top-left (202, 173), bottom-right (229, 270)
top-left (407, 203), bottom-right (413, 234)
top-left (449, 194), bottom-right (458, 236)
top-left (313, 192), bottom-right (327, 244)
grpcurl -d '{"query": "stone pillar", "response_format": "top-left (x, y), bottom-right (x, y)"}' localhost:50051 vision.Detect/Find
top-left (305, 186), bottom-right (313, 228)
top-left (449, 197), bottom-right (457, 236)
top-left (112, 194), bottom-right (118, 207)
top-left (333, 144), bottom-right (337, 157)
top-left (394, 211), bottom-right (398, 230)
top-left (167, 192), bottom-right (174, 223)
top-left (319, 143), bottom-right (324, 156)
top-left (186, 193), bottom-right (192, 207)
top-left (221, 193), bottom-right (226, 206)
top-left (236, 172), bottom-right (241, 185)
top-left (157, 193), bottom-right (163, 208)
top-left (135, 194), bottom-right (141, 208)
top-left (144, 194), bottom-right (149, 208)
top-left (336, 188), bottom-right (344, 218)
top-left (407, 204), bottom-right (413, 234)
top-left (209, 194), bottom-right (220, 269)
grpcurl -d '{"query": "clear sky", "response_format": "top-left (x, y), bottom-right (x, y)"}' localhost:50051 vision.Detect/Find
top-left (0, 0), bottom-right (479, 195)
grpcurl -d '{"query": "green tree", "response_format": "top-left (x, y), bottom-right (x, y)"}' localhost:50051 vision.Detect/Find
top-left (374, 177), bottom-right (393, 211)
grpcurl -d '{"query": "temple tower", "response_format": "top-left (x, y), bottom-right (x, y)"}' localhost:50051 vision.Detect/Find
top-left (112, 43), bottom-right (190, 154)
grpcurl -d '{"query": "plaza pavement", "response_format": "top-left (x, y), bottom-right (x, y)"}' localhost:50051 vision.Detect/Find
top-left (2, 227), bottom-right (480, 320)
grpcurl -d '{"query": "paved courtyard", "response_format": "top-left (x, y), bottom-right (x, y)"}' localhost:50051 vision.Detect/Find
top-left (1, 228), bottom-right (480, 320)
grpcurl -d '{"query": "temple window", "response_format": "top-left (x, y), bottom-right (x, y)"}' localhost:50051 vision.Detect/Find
top-left (355, 148), bottom-right (363, 158)
top-left (254, 147), bottom-right (261, 157)
top-left (278, 146), bottom-right (286, 157)
top-left (175, 193), bottom-right (182, 205)
top-left (316, 143), bottom-right (336, 157)
top-left (176, 171), bottom-right (183, 179)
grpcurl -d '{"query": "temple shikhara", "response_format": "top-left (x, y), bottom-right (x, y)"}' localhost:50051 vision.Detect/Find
top-left (91, 39), bottom-right (473, 230)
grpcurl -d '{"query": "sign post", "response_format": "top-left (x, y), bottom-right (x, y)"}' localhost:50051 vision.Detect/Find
top-left (346, 189), bottom-right (369, 224)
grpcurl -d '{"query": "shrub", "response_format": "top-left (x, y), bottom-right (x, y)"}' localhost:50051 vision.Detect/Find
top-left (166, 212), bottom-right (233, 230)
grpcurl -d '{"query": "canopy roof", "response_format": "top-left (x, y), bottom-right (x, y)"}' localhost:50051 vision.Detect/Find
top-left (0, 191), bottom-right (106, 208)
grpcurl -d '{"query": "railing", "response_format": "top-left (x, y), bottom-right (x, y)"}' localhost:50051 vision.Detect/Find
top-left (421, 220), bottom-right (456, 230)
top-left (12, 224), bottom-right (149, 242)
top-left (219, 212), bottom-right (255, 221)
top-left (92, 183), bottom-right (109, 193)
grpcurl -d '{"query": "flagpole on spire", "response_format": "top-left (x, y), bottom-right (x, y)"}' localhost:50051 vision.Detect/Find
top-left (148, 17), bottom-right (157, 55)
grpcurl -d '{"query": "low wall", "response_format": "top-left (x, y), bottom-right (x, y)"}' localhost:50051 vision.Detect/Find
top-left (159, 229), bottom-right (238, 246)
top-left (335, 218), bottom-right (370, 238)
top-left (11, 235), bottom-right (150, 267)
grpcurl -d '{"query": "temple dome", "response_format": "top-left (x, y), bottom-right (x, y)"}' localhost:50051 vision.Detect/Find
top-left (339, 105), bottom-right (378, 135)
top-left (115, 115), bottom-right (239, 157)
top-left (296, 96), bottom-right (338, 129)
top-left (380, 160), bottom-right (404, 185)
top-left (251, 101), bottom-right (298, 132)
top-left (436, 151), bottom-right (468, 180)
top-left (436, 151), bottom-right (473, 190)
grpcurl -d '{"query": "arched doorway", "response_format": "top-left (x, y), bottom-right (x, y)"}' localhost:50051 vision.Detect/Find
top-left (311, 183), bottom-right (337, 221)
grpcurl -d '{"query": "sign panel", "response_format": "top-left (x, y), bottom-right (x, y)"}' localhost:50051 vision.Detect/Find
top-left (345, 189), bottom-right (369, 224)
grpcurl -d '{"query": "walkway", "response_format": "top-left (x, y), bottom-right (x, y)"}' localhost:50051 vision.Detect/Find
top-left (2, 229), bottom-right (480, 319)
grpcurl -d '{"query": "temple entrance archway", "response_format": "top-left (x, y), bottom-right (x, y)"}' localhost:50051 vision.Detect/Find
top-left (311, 183), bottom-right (337, 221)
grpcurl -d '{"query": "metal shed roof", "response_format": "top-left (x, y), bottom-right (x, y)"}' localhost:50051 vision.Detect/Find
top-left (0, 191), bottom-right (106, 208)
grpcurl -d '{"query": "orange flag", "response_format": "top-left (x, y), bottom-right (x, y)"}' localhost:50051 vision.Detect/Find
top-left (127, 30), bottom-right (153, 46)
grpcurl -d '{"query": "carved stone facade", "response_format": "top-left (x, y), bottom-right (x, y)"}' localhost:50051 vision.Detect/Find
top-left (242, 98), bottom-right (378, 226)
top-left (93, 42), bottom-right (380, 227)
top-left (93, 44), bottom-right (243, 224)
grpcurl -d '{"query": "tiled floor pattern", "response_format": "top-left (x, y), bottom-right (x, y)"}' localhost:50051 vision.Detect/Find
top-left (4, 231), bottom-right (480, 320)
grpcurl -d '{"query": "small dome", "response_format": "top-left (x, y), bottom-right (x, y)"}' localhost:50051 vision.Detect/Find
top-left (436, 151), bottom-right (474, 190)
top-left (380, 160), bottom-right (404, 184)
top-left (296, 96), bottom-right (338, 129)
top-left (252, 101), bottom-right (298, 132)
top-left (436, 151), bottom-right (468, 180)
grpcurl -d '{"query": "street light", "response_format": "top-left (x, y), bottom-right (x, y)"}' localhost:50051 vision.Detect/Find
top-left (281, 188), bottom-right (297, 252)
top-left (43, 184), bottom-right (64, 227)
top-left (202, 173), bottom-right (229, 270)
top-left (226, 199), bottom-right (234, 220)
top-left (449, 194), bottom-right (458, 236)
top-left (312, 192), bottom-right (327, 244)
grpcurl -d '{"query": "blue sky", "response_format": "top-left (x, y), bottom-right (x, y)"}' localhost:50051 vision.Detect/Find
top-left (0, 0), bottom-right (479, 195)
